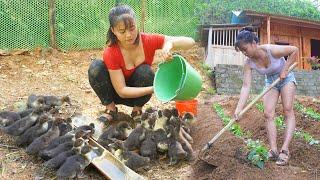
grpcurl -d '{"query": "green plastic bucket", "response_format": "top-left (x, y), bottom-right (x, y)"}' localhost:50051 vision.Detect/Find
top-left (154, 54), bottom-right (202, 102)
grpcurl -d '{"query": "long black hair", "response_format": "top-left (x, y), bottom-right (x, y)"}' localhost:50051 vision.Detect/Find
top-left (106, 4), bottom-right (140, 46)
top-left (234, 26), bottom-right (259, 51)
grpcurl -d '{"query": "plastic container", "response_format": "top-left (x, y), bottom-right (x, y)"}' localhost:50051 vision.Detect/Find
top-left (154, 54), bottom-right (202, 102)
top-left (175, 99), bottom-right (198, 116)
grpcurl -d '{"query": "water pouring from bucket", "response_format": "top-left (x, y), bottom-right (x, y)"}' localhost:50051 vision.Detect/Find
top-left (154, 54), bottom-right (202, 114)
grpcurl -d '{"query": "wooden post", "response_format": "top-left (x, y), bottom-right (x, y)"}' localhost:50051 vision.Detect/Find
top-left (267, 16), bottom-right (271, 44)
top-left (49, 0), bottom-right (57, 49)
top-left (299, 27), bottom-right (304, 70)
top-left (140, 0), bottom-right (146, 32)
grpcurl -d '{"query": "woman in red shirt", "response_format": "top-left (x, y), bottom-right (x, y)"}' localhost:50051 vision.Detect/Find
top-left (88, 5), bottom-right (195, 124)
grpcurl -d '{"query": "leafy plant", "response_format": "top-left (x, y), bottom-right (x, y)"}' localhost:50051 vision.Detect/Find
top-left (255, 102), bottom-right (286, 129)
top-left (307, 56), bottom-right (320, 70)
top-left (206, 87), bottom-right (216, 95)
top-left (294, 102), bottom-right (320, 121)
top-left (230, 124), bottom-right (244, 137)
top-left (213, 103), bottom-right (268, 167)
top-left (201, 63), bottom-right (211, 71)
top-left (213, 103), bottom-right (252, 138)
top-left (294, 130), bottom-right (320, 146)
top-left (246, 139), bottom-right (269, 169)
top-left (305, 108), bottom-right (320, 120)
top-left (255, 102), bottom-right (264, 112)
top-left (200, 63), bottom-right (214, 77)
top-left (275, 115), bottom-right (285, 129)
top-left (294, 102), bottom-right (304, 111)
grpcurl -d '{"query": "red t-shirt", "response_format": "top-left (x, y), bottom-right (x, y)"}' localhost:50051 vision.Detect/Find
top-left (103, 33), bottom-right (165, 81)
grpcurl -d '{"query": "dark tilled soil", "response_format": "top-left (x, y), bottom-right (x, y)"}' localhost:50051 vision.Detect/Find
top-left (189, 95), bottom-right (320, 180)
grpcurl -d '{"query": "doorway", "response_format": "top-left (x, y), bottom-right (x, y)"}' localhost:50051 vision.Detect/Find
top-left (311, 39), bottom-right (320, 70)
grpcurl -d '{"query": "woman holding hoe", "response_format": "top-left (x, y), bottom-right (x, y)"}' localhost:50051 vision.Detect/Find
top-left (88, 5), bottom-right (194, 123)
top-left (234, 26), bottom-right (298, 166)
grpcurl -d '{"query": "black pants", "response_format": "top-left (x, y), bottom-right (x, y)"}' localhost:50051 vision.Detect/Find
top-left (88, 59), bottom-right (154, 107)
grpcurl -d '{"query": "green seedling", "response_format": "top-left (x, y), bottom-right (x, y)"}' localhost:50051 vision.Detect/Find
top-left (213, 103), bottom-right (268, 168)
top-left (255, 102), bottom-right (264, 112)
top-left (294, 102), bottom-right (304, 111)
top-left (305, 108), bottom-right (320, 120)
top-left (230, 124), bottom-right (244, 137)
top-left (294, 130), bottom-right (320, 146)
top-left (275, 115), bottom-right (285, 129)
top-left (294, 102), bottom-right (320, 121)
top-left (213, 103), bottom-right (245, 137)
top-left (246, 139), bottom-right (269, 169)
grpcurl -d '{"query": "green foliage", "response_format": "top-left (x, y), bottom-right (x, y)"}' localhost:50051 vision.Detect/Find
top-left (294, 102), bottom-right (320, 121)
top-left (213, 103), bottom-right (247, 137)
top-left (201, 63), bottom-right (213, 77)
top-left (255, 102), bottom-right (264, 112)
top-left (256, 102), bottom-right (285, 129)
top-left (275, 115), bottom-right (285, 129)
top-left (206, 87), bottom-right (216, 95)
top-left (196, 0), bottom-right (320, 24)
top-left (294, 102), bottom-right (304, 111)
top-left (201, 63), bottom-right (212, 71)
top-left (246, 139), bottom-right (269, 169)
top-left (294, 130), bottom-right (320, 146)
top-left (305, 108), bottom-right (320, 120)
top-left (230, 123), bottom-right (244, 137)
top-left (213, 103), bottom-right (231, 124)
top-left (213, 103), bottom-right (268, 168)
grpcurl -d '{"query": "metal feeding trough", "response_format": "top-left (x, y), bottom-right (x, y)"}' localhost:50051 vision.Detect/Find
top-left (72, 115), bottom-right (144, 180)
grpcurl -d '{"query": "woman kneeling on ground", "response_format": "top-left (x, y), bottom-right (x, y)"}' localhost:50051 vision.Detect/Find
top-left (88, 5), bottom-right (194, 124)
top-left (233, 26), bottom-right (298, 166)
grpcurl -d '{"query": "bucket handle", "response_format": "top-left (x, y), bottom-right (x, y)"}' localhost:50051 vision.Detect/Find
top-left (174, 54), bottom-right (186, 95)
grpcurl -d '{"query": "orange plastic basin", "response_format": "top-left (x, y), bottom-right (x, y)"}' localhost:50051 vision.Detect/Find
top-left (175, 99), bottom-right (198, 116)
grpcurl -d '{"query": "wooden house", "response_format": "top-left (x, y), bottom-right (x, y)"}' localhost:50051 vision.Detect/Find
top-left (202, 10), bottom-right (320, 70)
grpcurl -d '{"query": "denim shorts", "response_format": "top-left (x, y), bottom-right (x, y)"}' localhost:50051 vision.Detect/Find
top-left (265, 72), bottom-right (297, 91)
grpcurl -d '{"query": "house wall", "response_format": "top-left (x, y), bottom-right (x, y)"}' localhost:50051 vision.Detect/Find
top-left (259, 21), bottom-right (320, 70)
top-left (206, 45), bottom-right (246, 67)
top-left (205, 27), bottom-right (259, 68)
top-left (215, 64), bottom-right (320, 97)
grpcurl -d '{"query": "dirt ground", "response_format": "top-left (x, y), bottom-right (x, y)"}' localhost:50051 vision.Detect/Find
top-left (0, 44), bottom-right (320, 180)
